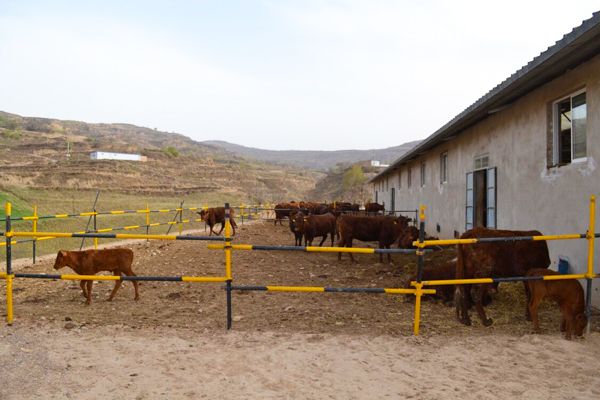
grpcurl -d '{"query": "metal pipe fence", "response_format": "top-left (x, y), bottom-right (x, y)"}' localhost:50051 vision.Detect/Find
top-left (2, 196), bottom-right (598, 336)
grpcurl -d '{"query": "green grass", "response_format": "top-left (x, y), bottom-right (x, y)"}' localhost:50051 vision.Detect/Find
top-left (0, 186), bottom-right (247, 262)
top-left (0, 190), bottom-right (32, 218)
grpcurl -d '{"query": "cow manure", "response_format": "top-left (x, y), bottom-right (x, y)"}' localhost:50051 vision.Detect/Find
top-left (166, 292), bottom-right (181, 300)
top-left (318, 274), bottom-right (328, 279)
top-left (65, 316), bottom-right (72, 321)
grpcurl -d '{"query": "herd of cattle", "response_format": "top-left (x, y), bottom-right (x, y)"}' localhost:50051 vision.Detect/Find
top-left (49, 201), bottom-right (588, 339)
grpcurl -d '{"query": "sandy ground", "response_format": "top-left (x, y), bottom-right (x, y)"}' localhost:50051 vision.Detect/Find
top-left (2, 220), bottom-right (600, 399)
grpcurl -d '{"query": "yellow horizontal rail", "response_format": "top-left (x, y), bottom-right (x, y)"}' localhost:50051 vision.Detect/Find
top-left (414, 233), bottom-right (585, 248)
top-left (266, 286), bottom-right (325, 292)
top-left (415, 273), bottom-right (595, 287)
top-left (181, 276), bottom-right (229, 283)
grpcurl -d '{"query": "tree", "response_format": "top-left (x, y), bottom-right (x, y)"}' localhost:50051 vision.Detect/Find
top-left (342, 165), bottom-right (366, 191)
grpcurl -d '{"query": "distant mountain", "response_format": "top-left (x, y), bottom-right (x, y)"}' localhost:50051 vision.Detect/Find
top-left (201, 140), bottom-right (420, 171)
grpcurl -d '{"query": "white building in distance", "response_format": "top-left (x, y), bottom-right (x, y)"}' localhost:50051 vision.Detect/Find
top-left (90, 151), bottom-right (147, 162)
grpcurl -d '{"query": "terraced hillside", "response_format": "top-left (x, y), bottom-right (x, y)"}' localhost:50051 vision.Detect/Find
top-left (0, 111), bottom-right (322, 205)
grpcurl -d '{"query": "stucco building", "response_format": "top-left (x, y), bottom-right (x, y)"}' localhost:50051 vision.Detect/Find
top-left (370, 13), bottom-right (600, 301)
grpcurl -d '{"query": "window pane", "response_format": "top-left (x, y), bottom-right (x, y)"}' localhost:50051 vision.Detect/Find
top-left (467, 189), bottom-right (473, 207)
top-left (558, 99), bottom-right (572, 164)
top-left (487, 209), bottom-right (495, 228)
top-left (466, 207), bottom-right (473, 224)
top-left (572, 93), bottom-right (586, 159)
top-left (487, 187), bottom-right (495, 206)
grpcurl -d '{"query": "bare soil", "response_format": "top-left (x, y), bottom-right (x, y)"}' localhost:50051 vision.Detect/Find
top-left (2, 220), bottom-right (600, 399)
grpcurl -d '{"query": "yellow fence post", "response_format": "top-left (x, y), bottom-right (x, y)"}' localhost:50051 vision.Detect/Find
top-left (586, 195), bottom-right (596, 333)
top-left (5, 202), bottom-right (14, 325)
top-left (413, 204), bottom-right (427, 336)
top-left (145, 203), bottom-right (150, 241)
top-left (225, 203), bottom-right (233, 329)
top-left (413, 283), bottom-right (423, 336)
top-left (32, 205), bottom-right (38, 264)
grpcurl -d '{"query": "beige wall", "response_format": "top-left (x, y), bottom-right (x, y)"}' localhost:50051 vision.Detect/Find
top-left (373, 53), bottom-right (600, 303)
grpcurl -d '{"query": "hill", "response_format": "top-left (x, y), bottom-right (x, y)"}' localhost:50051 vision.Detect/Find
top-left (201, 140), bottom-right (419, 171)
top-left (0, 111), bottom-right (322, 207)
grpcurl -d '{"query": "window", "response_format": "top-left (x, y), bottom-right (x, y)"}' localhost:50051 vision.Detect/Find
top-left (420, 162), bottom-right (426, 187)
top-left (474, 154), bottom-right (489, 170)
top-left (385, 177), bottom-right (389, 191)
top-left (407, 166), bottom-right (412, 188)
top-left (398, 169), bottom-right (402, 188)
top-left (440, 152), bottom-right (448, 184)
top-left (553, 90), bottom-right (586, 165)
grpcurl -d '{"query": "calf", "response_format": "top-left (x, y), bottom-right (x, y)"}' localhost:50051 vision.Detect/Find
top-left (455, 228), bottom-right (550, 327)
top-left (296, 212), bottom-right (336, 247)
top-left (197, 207), bottom-right (237, 236)
top-left (396, 226), bottom-right (437, 249)
top-left (54, 248), bottom-right (138, 305)
top-left (526, 269), bottom-right (587, 339)
top-left (288, 210), bottom-right (304, 246)
top-left (405, 261), bottom-right (456, 304)
top-left (337, 215), bottom-right (409, 263)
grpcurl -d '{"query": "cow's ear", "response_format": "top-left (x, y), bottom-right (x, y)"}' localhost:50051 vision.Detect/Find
top-left (303, 217), bottom-right (308, 222)
top-left (59, 250), bottom-right (66, 256)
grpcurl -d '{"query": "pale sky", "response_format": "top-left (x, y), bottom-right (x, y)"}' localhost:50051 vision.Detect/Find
top-left (0, 1), bottom-right (598, 151)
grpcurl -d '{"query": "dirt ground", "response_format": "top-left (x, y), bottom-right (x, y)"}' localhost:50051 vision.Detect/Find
top-left (2, 220), bottom-right (600, 399)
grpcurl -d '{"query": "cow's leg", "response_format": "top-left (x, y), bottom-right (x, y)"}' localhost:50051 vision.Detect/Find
top-left (523, 281), bottom-right (532, 321)
top-left (231, 219), bottom-right (237, 236)
top-left (216, 222), bottom-right (225, 235)
top-left (528, 293), bottom-right (542, 333)
top-left (472, 284), bottom-right (493, 326)
top-left (455, 285), bottom-right (472, 326)
top-left (129, 271), bottom-right (140, 301)
top-left (85, 280), bottom-right (93, 305)
top-left (108, 271), bottom-right (123, 301)
top-left (386, 244), bottom-right (392, 264)
top-left (318, 235), bottom-right (327, 247)
top-left (560, 304), bottom-right (573, 339)
top-left (80, 280), bottom-right (88, 298)
top-left (560, 317), bottom-right (566, 332)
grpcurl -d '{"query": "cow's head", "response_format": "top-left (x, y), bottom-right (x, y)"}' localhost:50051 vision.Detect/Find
top-left (197, 209), bottom-right (208, 221)
top-left (293, 212), bottom-right (306, 233)
top-left (54, 250), bottom-right (70, 270)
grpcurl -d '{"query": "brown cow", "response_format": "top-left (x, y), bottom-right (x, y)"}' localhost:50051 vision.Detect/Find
top-left (455, 228), bottom-right (550, 327)
top-left (396, 225), bottom-right (438, 249)
top-left (197, 207), bottom-right (237, 236)
top-left (294, 212), bottom-right (336, 247)
top-left (288, 209), bottom-right (304, 246)
top-left (53, 248), bottom-right (138, 305)
top-left (337, 215), bottom-right (409, 263)
top-left (405, 261), bottom-right (456, 304)
top-left (274, 202), bottom-right (298, 225)
top-left (365, 202), bottom-right (385, 215)
top-left (526, 269), bottom-right (587, 339)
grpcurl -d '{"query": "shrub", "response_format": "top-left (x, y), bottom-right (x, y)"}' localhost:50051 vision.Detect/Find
top-left (163, 146), bottom-right (179, 158)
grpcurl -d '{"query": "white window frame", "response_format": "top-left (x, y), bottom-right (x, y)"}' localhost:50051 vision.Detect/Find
top-left (407, 166), bottom-right (412, 188)
top-left (552, 88), bottom-right (587, 165)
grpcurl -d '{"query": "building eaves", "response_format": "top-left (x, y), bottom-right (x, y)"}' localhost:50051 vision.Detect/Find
top-left (369, 11), bottom-right (600, 183)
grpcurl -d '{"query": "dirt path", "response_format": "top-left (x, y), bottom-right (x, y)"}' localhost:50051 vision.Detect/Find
top-left (2, 220), bottom-right (600, 398)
